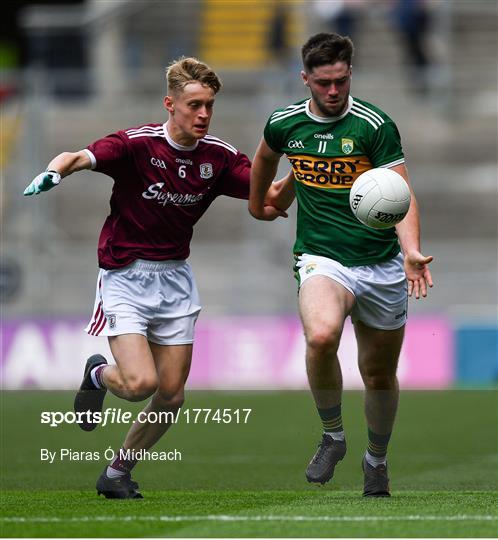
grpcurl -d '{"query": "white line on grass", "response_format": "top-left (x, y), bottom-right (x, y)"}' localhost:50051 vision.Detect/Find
top-left (2, 515), bottom-right (497, 524)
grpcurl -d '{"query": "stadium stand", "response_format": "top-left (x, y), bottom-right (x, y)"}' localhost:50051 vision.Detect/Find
top-left (2, 0), bottom-right (496, 321)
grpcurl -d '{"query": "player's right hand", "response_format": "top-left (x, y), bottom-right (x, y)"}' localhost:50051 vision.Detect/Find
top-left (23, 170), bottom-right (61, 196)
top-left (257, 205), bottom-right (289, 221)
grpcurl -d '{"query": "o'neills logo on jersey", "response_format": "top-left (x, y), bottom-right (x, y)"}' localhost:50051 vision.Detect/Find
top-left (142, 182), bottom-right (204, 206)
top-left (288, 155), bottom-right (372, 190)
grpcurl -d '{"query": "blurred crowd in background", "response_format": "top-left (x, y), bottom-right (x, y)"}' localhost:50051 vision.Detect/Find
top-left (1, 0), bottom-right (447, 98)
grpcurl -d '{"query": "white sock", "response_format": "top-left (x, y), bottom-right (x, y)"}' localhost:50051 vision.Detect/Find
top-left (106, 466), bottom-right (126, 479)
top-left (90, 366), bottom-right (103, 389)
top-left (325, 430), bottom-right (345, 441)
top-left (365, 451), bottom-right (386, 468)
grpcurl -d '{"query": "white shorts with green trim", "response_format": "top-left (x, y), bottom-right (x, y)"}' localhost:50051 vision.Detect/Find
top-left (85, 259), bottom-right (201, 345)
top-left (296, 252), bottom-right (408, 330)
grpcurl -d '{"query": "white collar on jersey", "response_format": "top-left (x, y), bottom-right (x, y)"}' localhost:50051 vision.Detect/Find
top-left (305, 95), bottom-right (353, 123)
top-left (163, 122), bottom-right (199, 151)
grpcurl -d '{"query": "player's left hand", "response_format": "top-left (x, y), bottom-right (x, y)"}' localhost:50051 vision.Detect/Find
top-left (404, 250), bottom-right (434, 299)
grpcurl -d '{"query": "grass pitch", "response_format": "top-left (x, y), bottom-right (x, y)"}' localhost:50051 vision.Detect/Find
top-left (1, 390), bottom-right (497, 537)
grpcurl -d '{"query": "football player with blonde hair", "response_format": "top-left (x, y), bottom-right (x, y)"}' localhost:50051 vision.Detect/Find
top-left (24, 57), bottom-right (292, 498)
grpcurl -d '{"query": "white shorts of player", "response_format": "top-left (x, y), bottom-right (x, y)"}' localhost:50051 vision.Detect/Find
top-left (85, 259), bottom-right (201, 345)
top-left (296, 252), bottom-right (407, 330)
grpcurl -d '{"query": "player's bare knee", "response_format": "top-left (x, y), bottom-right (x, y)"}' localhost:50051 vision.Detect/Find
top-left (124, 376), bottom-right (158, 401)
top-left (361, 369), bottom-right (397, 390)
top-left (306, 327), bottom-right (341, 355)
top-left (154, 389), bottom-right (185, 410)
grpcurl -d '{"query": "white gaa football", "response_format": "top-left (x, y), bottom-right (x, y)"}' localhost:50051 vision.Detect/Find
top-left (349, 168), bottom-right (411, 229)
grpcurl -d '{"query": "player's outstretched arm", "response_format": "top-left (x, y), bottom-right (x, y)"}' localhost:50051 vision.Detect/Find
top-left (249, 138), bottom-right (286, 221)
top-left (392, 164), bottom-right (434, 299)
top-left (23, 150), bottom-right (92, 196)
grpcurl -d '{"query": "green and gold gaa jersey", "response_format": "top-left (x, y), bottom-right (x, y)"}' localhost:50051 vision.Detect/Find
top-left (264, 96), bottom-right (405, 266)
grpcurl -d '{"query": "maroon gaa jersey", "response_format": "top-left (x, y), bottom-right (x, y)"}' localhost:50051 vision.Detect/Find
top-left (84, 123), bottom-right (251, 269)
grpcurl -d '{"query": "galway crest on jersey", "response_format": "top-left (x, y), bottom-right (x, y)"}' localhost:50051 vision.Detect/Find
top-left (200, 163), bottom-right (213, 179)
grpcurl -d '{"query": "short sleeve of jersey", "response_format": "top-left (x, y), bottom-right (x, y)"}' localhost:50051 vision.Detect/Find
top-left (215, 151), bottom-right (251, 200)
top-left (263, 116), bottom-right (284, 154)
top-left (368, 120), bottom-right (404, 168)
top-left (86, 132), bottom-right (130, 177)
